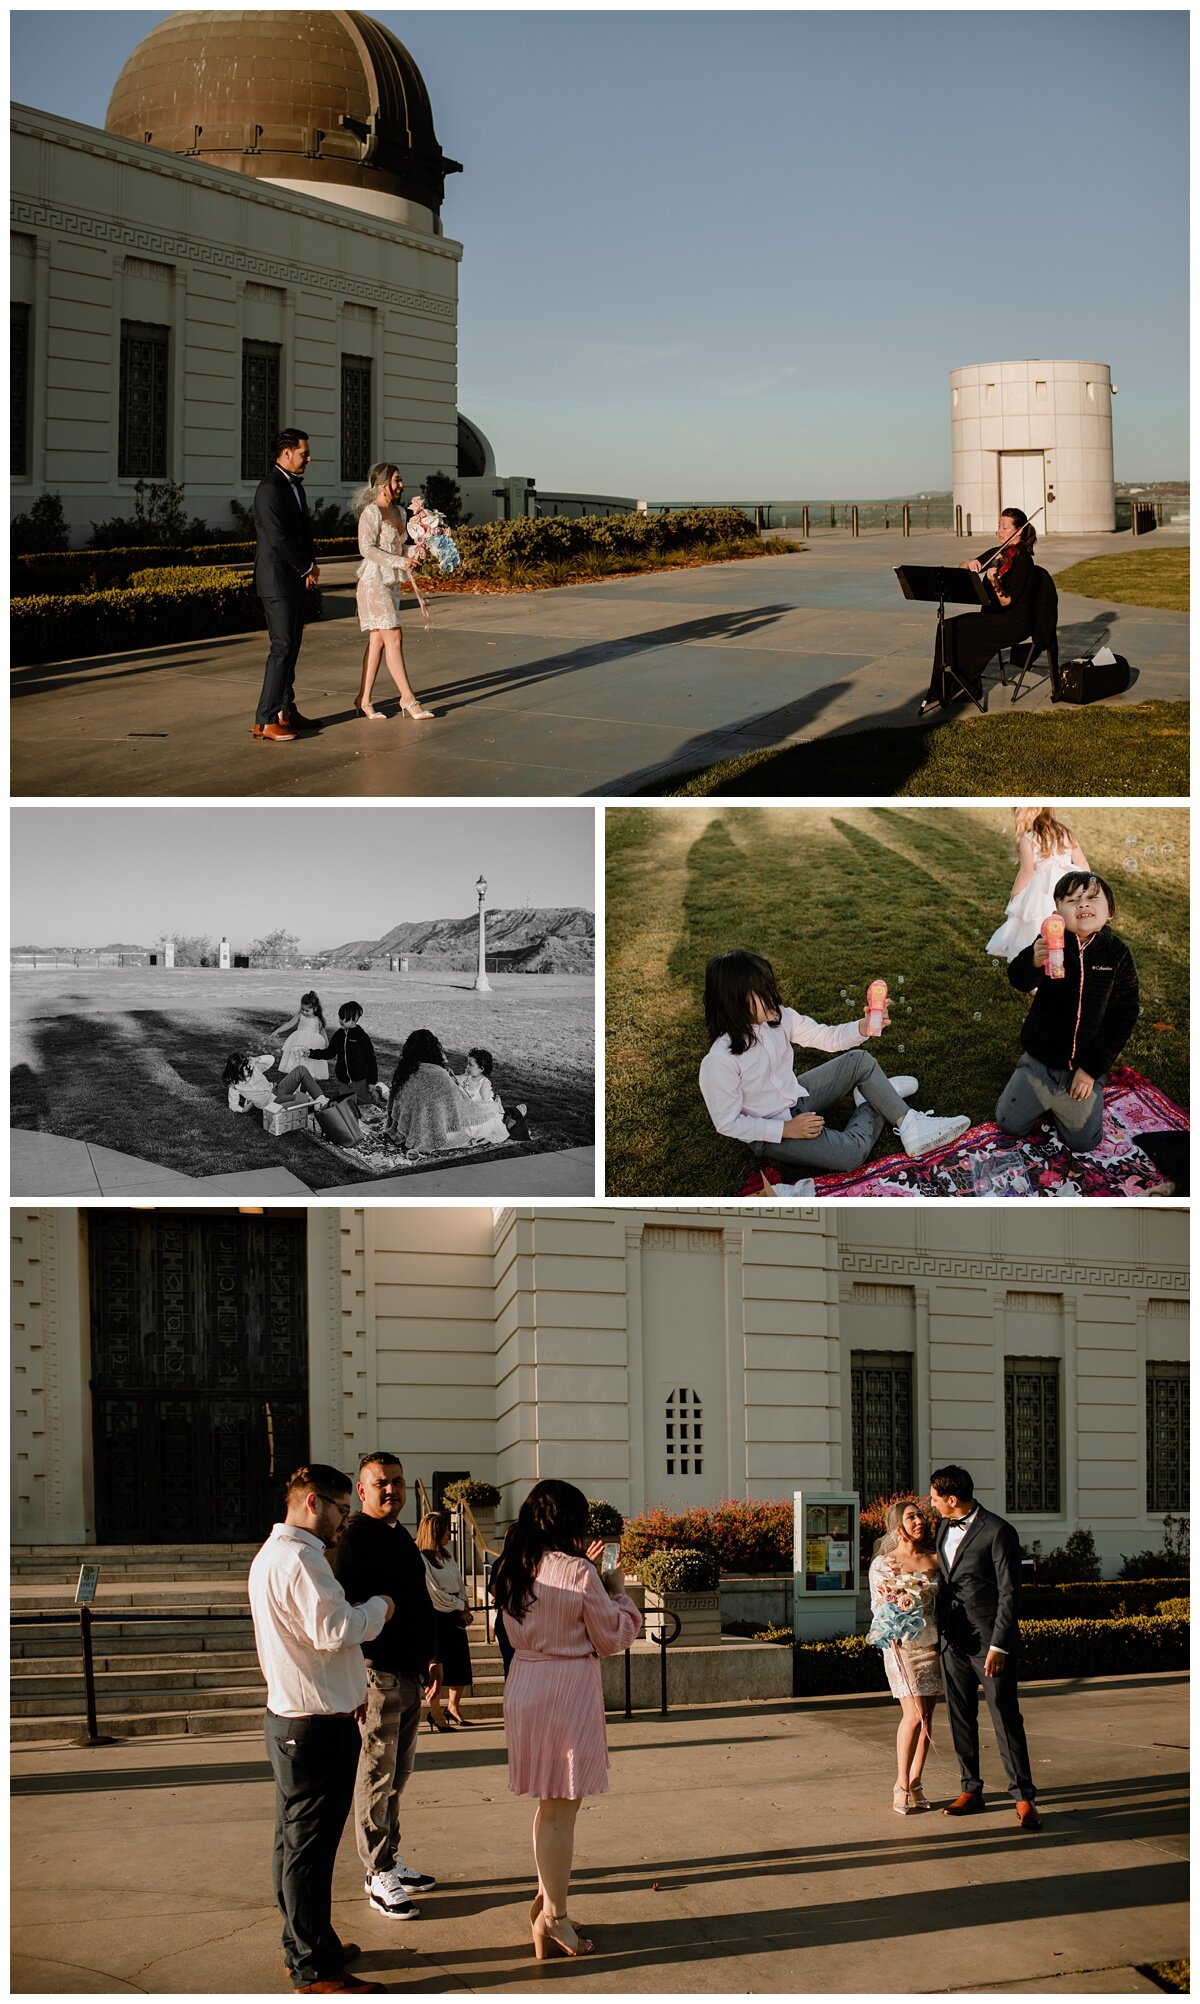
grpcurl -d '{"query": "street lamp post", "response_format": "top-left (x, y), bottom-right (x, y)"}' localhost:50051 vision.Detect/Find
top-left (474, 874), bottom-right (492, 993)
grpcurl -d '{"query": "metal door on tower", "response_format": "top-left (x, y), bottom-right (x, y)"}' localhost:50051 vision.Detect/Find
top-left (998, 451), bottom-right (1046, 531)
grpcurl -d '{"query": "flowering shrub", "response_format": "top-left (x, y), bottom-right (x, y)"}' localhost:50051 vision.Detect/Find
top-left (621, 1499), bottom-right (793, 1575)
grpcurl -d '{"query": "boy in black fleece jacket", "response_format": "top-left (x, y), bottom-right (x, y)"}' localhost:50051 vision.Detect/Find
top-left (996, 870), bottom-right (1140, 1153)
top-left (323, 1000), bottom-right (379, 1107)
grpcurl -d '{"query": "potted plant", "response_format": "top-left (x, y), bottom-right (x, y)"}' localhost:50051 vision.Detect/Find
top-left (586, 1500), bottom-right (624, 1540)
top-left (442, 1479), bottom-right (502, 1545)
top-left (638, 1547), bottom-right (722, 1644)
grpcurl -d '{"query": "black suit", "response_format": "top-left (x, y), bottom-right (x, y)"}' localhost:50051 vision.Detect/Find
top-left (253, 464), bottom-right (317, 726)
top-left (936, 1503), bottom-right (1036, 1800)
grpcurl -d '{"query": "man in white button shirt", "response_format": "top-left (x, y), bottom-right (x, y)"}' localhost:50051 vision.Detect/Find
top-left (249, 1465), bottom-right (394, 1994)
top-left (930, 1465), bottom-right (1042, 1832)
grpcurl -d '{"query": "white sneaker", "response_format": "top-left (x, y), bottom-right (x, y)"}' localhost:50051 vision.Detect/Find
top-left (365, 1870), bottom-right (419, 1919)
top-left (897, 1108), bottom-right (970, 1159)
top-left (854, 1073), bottom-right (918, 1109)
top-left (385, 1856), bottom-right (437, 1892)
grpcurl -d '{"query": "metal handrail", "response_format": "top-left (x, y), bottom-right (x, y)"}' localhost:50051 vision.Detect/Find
top-left (623, 1606), bottom-right (682, 1719)
top-left (12, 1606), bottom-right (254, 1747)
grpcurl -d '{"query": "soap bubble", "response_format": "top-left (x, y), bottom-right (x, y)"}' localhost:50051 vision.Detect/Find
top-left (840, 988), bottom-right (848, 998)
top-left (1143, 845), bottom-right (1157, 860)
top-left (1122, 856), bottom-right (1139, 874)
top-left (972, 1012), bottom-right (982, 1022)
top-left (1162, 842), bottom-right (1175, 857)
top-left (897, 1044), bottom-right (905, 1054)
top-left (1125, 833), bottom-right (1138, 848)
top-left (898, 975), bottom-right (905, 985)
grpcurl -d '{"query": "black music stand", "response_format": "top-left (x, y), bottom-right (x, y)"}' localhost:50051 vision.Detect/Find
top-left (895, 565), bottom-right (992, 712)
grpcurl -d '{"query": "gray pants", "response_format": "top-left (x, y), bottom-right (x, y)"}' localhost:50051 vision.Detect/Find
top-left (751, 1050), bottom-right (910, 1173)
top-left (996, 1054), bottom-right (1105, 1154)
top-left (353, 1668), bottom-right (423, 1878)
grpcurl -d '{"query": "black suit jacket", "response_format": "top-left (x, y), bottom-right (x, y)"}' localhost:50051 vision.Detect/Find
top-left (253, 465), bottom-right (316, 601)
top-left (936, 1503), bottom-right (1023, 1656)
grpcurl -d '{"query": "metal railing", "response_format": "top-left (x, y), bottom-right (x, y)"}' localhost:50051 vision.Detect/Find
top-left (622, 1606), bottom-right (681, 1718)
top-left (12, 1606), bottom-right (252, 1747)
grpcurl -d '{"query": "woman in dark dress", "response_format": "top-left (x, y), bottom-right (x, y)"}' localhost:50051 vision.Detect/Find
top-left (417, 1510), bottom-right (473, 1728)
top-left (919, 507), bottom-right (1037, 712)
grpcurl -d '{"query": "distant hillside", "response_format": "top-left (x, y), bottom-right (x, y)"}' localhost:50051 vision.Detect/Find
top-left (316, 907), bottom-right (594, 974)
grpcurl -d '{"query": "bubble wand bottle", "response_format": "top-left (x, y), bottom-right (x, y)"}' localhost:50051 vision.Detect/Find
top-left (1040, 914), bottom-right (1065, 979)
top-left (866, 979), bottom-right (888, 1034)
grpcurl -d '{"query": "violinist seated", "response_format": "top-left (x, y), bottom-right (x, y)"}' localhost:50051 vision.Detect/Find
top-left (918, 507), bottom-right (1037, 714)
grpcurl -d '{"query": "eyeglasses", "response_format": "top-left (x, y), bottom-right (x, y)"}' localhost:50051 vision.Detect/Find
top-left (314, 1494), bottom-right (352, 1519)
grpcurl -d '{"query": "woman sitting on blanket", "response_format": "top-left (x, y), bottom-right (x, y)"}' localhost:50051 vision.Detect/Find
top-left (385, 1029), bottom-right (510, 1154)
top-left (223, 1051), bottom-right (356, 1116)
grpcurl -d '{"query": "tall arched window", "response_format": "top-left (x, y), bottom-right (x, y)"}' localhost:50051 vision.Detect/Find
top-left (665, 1387), bottom-right (703, 1477)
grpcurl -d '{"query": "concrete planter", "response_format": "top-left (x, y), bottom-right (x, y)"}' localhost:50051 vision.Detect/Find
top-left (643, 1587), bottom-right (722, 1645)
top-left (719, 1573), bottom-right (792, 1630)
top-left (471, 1505), bottom-right (497, 1548)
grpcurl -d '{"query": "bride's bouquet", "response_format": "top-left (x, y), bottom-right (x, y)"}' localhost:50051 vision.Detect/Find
top-left (866, 1589), bottom-right (926, 1652)
top-left (402, 493), bottom-right (461, 626)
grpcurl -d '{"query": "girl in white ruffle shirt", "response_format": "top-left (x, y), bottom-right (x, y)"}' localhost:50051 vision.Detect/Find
top-left (698, 950), bottom-right (969, 1174)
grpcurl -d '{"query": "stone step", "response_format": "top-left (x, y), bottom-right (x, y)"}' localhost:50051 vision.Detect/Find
top-left (12, 1583), bottom-right (252, 1609)
top-left (12, 1659), bottom-right (508, 1700)
top-left (14, 1679), bottom-right (266, 1720)
top-left (13, 1694), bottom-right (508, 1744)
top-left (13, 1648), bottom-right (260, 1677)
top-left (11, 1624), bottom-right (256, 1658)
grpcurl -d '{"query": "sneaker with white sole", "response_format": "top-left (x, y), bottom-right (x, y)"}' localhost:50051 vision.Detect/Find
top-left (897, 1108), bottom-right (970, 1159)
top-left (365, 1871), bottom-right (419, 1919)
top-left (854, 1073), bottom-right (918, 1109)
top-left (384, 1857), bottom-right (437, 1893)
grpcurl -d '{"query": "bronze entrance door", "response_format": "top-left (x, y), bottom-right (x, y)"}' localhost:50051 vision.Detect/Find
top-left (88, 1212), bottom-right (309, 1544)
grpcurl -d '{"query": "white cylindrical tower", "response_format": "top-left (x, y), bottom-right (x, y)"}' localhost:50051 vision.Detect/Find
top-left (951, 360), bottom-right (1115, 536)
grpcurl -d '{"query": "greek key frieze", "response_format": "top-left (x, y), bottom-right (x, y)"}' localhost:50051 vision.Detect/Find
top-left (11, 200), bottom-right (455, 318)
top-left (838, 1250), bottom-right (1186, 1292)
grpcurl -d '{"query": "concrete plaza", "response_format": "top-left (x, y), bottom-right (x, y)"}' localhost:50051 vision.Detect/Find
top-left (10, 1672), bottom-right (1187, 1993)
top-left (11, 530), bottom-right (1188, 798)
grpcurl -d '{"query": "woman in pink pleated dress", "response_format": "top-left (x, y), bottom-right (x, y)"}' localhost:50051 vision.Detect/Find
top-left (495, 1479), bottom-right (641, 1961)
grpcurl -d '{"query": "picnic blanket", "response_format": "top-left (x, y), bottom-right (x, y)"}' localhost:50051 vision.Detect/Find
top-left (312, 1102), bottom-right (531, 1180)
top-left (758, 1069), bottom-right (1187, 1200)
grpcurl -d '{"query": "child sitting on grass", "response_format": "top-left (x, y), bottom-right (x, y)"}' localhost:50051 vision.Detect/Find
top-left (996, 871), bottom-right (1140, 1154)
top-left (223, 1052), bottom-right (341, 1115)
top-left (322, 1000), bottom-right (381, 1107)
top-left (699, 949), bottom-right (970, 1175)
top-left (460, 1047), bottom-right (531, 1141)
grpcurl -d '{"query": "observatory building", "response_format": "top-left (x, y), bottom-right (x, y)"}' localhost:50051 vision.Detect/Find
top-left (951, 360), bottom-right (1116, 536)
top-left (9, 9), bottom-right (507, 541)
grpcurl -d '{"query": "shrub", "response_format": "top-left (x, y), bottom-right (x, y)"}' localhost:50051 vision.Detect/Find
top-left (441, 1479), bottom-right (502, 1509)
top-left (793, 1614), bottom-right (1189, 1695)
top-left (1120, 1513), bottom-right (1190, 1579)
top-left (1154, 1598), bottom-right (1189, 1621)
top-left (14, 537), bottom-right (357, 596)
top-left (1028, 1527), bottom-right (1102, 1584)
top-left (11, 492), bottom-right (69, 555)
top-left (11, 571), bottom-right (321, 664)
top-left (128, 564), bottom-right (242, 590)
top-left (639, 1548), bottom-right (720, 1594)
top-left (88, 478), bottom-right (194, 548)
top-left (1022, 1578), bottom-right (1188, 1619)
top-left (621, 1499), bottom-right (792, 1574)
top-left (585, 1500), bottom-right (624, 1539)
top-left (450, 507), bottom-right (757, 581)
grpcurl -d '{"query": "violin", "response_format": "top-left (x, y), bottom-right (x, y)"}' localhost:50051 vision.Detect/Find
top-left (972, 506), bottom-right (1043, 606)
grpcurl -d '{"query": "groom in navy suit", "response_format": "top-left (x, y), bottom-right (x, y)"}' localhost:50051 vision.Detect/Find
top-left (252, 428), bottom-right (320, 741)
top-left (930, 1464), bottom-right (1042, 1831)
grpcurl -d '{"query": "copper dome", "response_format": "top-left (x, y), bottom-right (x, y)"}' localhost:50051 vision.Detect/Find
top-left (105, 10), bottom-right (462, 216)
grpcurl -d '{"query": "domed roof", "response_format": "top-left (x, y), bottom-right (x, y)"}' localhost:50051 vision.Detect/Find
top-left (105, 10), bottom-right (461, 216)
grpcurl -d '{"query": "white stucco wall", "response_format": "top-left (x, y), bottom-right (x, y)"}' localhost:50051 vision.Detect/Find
top-left (11, 1205), bottom-right (1188, 1576)
top-left (10, 104), bottom-right (461, 543)
top-left (951, 360), bottom-right (1116, 536)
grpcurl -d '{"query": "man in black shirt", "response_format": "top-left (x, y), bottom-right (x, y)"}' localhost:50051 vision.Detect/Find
top-left (329, 1453), bottom-right (441, 1921)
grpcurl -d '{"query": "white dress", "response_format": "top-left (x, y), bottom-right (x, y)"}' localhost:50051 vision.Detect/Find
top-left (279, 1016), bottom-right (329, 1077)
top-left (356, 503), bottom-right (410, 632)
top-left (867, 1556), bottom-right (942, 1701)
top-left (985, 843), bottom-right (1077, 960)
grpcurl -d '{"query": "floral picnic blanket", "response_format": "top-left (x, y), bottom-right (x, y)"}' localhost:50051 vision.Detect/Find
top-left (807, 1068), bottom-right (1188, 1199)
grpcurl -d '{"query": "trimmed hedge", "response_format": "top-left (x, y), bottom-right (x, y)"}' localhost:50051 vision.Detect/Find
top-left (639, 1547), bottom-right (720, 1593)
top-left (14, 537), bottom-right (358, 596)
top-left (586, 1500), bottom-right (625, 1540)
top-left (451, 507), bottom-right (756, 580)
top-left (793, 1614), bottom-right (1189, 1695)
top-left (1021, 1578), bottom-right (1188, 1620)
top-left (441, 1479), bottom-right (501, 1509)
top-left (12, 573), bottom-right (321, 664)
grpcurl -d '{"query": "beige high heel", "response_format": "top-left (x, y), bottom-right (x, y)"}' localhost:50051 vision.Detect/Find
top-left (402, 698), bottom-right (434, 720)
top-left (892, 1784), bottom-right (911, 1815)
top-left (353, 702), bottom-right (388, 722)
top-left (532, 1913), bottom-right (594, 1960)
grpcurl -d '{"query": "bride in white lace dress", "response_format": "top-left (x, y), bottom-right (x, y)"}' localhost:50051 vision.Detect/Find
top-left (353, 463), bottom-right (433, 722)
top-left (868, 1499), bottom-right (942, 1815)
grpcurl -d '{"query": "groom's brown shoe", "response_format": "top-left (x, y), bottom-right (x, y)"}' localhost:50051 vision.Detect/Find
top-left (942, 1790), bottom-right (985, 1816)
top-left (1015, 1800), bottom-right (1043, 1832)
top-left (253, 720), bottom-right (296, 740)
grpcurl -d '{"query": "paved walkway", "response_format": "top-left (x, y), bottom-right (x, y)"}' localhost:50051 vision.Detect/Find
top-left (9, 1127), bottom-right (595, 1198)
top-left (11, 531), bottom-right (1187, 798)
top-left (10, 1674), bottom-right (1187, 1992)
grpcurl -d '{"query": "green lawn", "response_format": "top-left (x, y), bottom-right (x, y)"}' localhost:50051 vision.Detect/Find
top-left (647, 702), bottom-right (1188, 799)
top-left (605, 806), bottom-right (1188, 1197)
top-left (11, 966), bottom-right (593, 1185)
top-left (1053, 546), bottom-right (1189, 613)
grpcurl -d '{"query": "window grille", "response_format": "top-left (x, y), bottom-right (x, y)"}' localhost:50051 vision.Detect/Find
top-left (241, 340), bottom-right (281, 481)
top-left (665, 1387), bottom-right (702, 1477)
top-left (1146, 1362), bottom-right (1188, 1513)
top-left (850, 1351), bottom-right (913, 1502)
top-left (119, 320), bottom-right (169, 478)
top-left (1004, 1358), bottom-right (1060, 1513)
top-left (341, 354), bottom-right (372, 482)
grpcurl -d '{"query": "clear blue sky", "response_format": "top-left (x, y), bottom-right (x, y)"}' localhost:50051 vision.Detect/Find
top-left (11, 8), bottom-right (1189, 494)
top-left (10, 807), bottom-right (595, 948)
